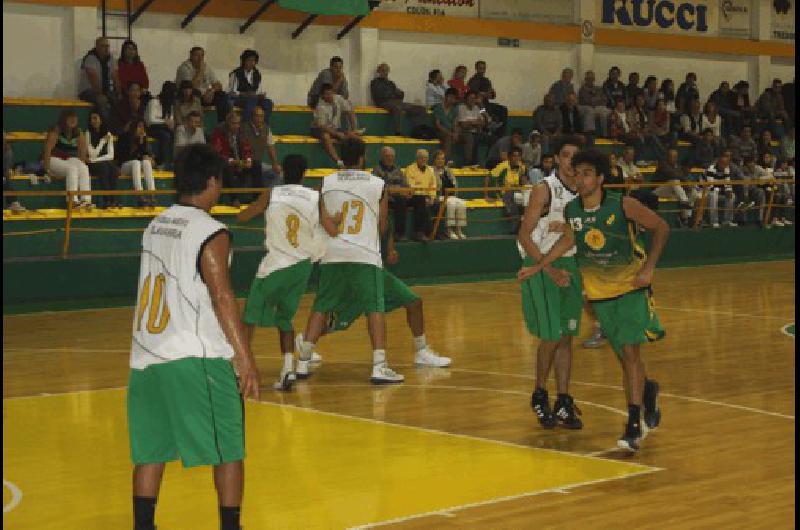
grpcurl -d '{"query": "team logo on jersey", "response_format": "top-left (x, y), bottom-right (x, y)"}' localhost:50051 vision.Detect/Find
top-left (584, 228), bottom-right (606, 251)
top-left (606, 214), bottom-right (616, 226)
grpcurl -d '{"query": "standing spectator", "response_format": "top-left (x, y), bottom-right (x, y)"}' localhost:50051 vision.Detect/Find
top-left (710, 81), bottom-right (739, 137)
top-left (425, 69), bottom-right (446, 108)
top-left (578, 70), bottom-right (611, 137)
top-left (447, 65), bottom-right (469, 101)
top-left (432, 150), bottom-right (466, 239)
top-left (732, 80), bottom-right (755, 132)
top-left (728, 125), bottom-right (757, 164)
top-left (781, 78), bottom-right (795, 125)
top-left (521, 130), bottom-right (542, 168)
top-left (116, 40), bottom-right (149, 99)
top-left (652, 147), bottom-right (697, 226)
top-left (174, 80), bottom-right (203, 126)
top-left (486, 128), bottom-right (524, 170)
top-left (144, 81), bottom-right (177, 169)
top-left (43, 110), bottom-right (92, 208)
top-left (3, 132), bottom-right (25, 213)
top-left (680, 98), bottom-right (704, 144)
top-left (117, 118), bottom-right (156, 207)
top-left (703, 152), bottom-right (738, 228)
top-left (433, 88), bottom-right (460, 159)
top-left (532, 93), bottom-right (563, 155)
top-left (560, 93), bottom-right (585, 142)
top-left (241, 106), bottom-right (281, 187)
top-left (84, 111), bottom-right (120, 208)
top-left (373, 146), bottom-right (409, 241)
top-left (175, 46), bottom-right (227, 123)
top-left (307, 56), bottom-right (349, 109)
top-left (701, 101), bottom-right (725, 149)
top-left (602, 66), bottom-right (626, 108)
top-left (370, 63), bottom-right (426, 136)
top-left (658, 78), bottom-right (677, 113)
top-left (642, 76), bottom-right (659, 111)
top-left (112, 81), bottom-right (145, 135)
top-left (78, 37), bottom-right (118, 125)
top-left (211, 112), bottom-right (262, 206)
top-left (548, 68), bottom-right (575, 107)
top-left (627, 93), bottom-right (666, 161)
top-left (468, 61), bottom-right (508, 137)
top-left (311, 83), bottom-right (361, 167)
top-left (488, 147), bottom-right (527, 233)
top-left (403, 149), bottom-right (438, 241)
top-left (757, 79), bottom-right (790, 134)
top-left (456, 90), bottom-right (487, 166)
top-left (174, 110), bottom-right (206, 158)
top-left (528, 152), bottom-right (554, 186)
top-left (693, 129), bottom-right (721, 168)
top-left (781, 126), bottom-right (795, 162)
top-left (227, 49), bottom-right (273, 124)
top-left (676, 72), bottom-right (700, 114)
top-left (625, 72), bottom-right (643, 108)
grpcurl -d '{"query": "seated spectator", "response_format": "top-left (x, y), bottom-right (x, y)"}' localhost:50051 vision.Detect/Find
top-left (116, 118), bottom-right (156, 207)
top-left (433, 88), bottom-right (460, 159)
top-left (174, 110), bottom-right (206, 158)
top-left (241, 106), bottom-right (281, 187)
top-left (782, 126), bottom-right (795, 162)
top-left (694, 129), bottom-right (722, 168)
top-left (728, 125), bottom-right (757, 164)
top-left (757, 79), bottom-right (790, 135)
top-left (227, 49), bottom-right (273, 124)
top-left (625, 72), bottom-right (643, 108)
top-left (578, 70), bottom-right (611, 137)
top-left (311, 83), bottom-right (361, 167)
top-left (486, 128), bottom-right (524, 169)
top-left (370, 63), bottom-right (427, 136)
top-left (84, 111), bottom-right (120, 208)
top-left (680, 98), bottom-right (704, 144)
top-left (174, 80), bottom-right (203, 126)
top-left (704, 151), bottom-right (741, 228)
top-left (488, 147), bottom-right (527, 234)
top-left (650, 99), bottom-right (676, 147)
top-left (521, 130), bottom-right (542, 168)
top-left (652, 147), bottom-right (697, 226)
top-left (78, 37), bottom-right (117, 125)
top-left (604, 148), bottom-right (658, 210)
top-left (605, 151), bottom-right (625, 185)
top-left (548, 68), bottom-right (575, 106)
top-left (43, 110), bottom-right (92, 208)
top-left (426, 69), bottom-right (446, 108)
top-left (627, 94), bottom-right (666, 161)
top-left (112, 81), bottom-right (145, 135)
top-left (403, 149), bottom-right (438, 241)
top-left (211, 111), bottom-right (262, 206)
top-left (373, 146), bottom-right (409, 241)
top-left (468, 61), bottom-right (508, 139)
top-left (532, 93), bottom-right (563, 155)
top-left (757, 129), bottom-right (775, 160)
top-left (618, 145), bottom-right (644, 186)
top-left (732, 80), bottom-right (756, 132)
top-left (676, 72), bottom-right (700, 114)
top-left (3, 132), bottom-right (25, 213)
top-left (308, 56), bottom-right (349, 109)
top-left (702, 101), bottom-right (725, 149)
top-left (456, 90), bottom-right (487, 166)
top-left (175, 46), bottom-right (227, 123)
top-left (603, 66), bottom-right (626, 109)
top-left (117, 40), bottom-right (149, 99)
top-left (658, 78), bottom-right (677, 114)
top-left (608, 97), bottom-right (630, 140)
top-left (144, 81), bottom-right (177, 169)
top-left (561, 93), bottom-right (585, 143)
top-left (528, 152), bottom-right (554, 186)
top-left (432, 149), bottom-right (466, 239)
top-left (642, 76), bottom-right (659, 111)
top-left (448, 65), bottom-right (469, 101)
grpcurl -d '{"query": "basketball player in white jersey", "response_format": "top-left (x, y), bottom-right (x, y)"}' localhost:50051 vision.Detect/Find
top-left (127, 144), bottom-right (259, 530)
top-left (237, 154), bottom-right (340, 391)
top-left (295, 137), bottom-right (404, 384)
top-left (517, 136), bottom-right (583, 430)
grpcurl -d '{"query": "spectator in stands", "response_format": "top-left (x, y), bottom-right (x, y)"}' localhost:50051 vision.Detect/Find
top-left (782, 126), bottom-right (795, 162)
top-left (227, 49), bottom-right (273, 124)
top-left (374, 146), bottom-right (409, 241)
top-left (116, 40), bottom-right (149, 99)
top-left (773, 158), bottom-right (794, 226)
top-left (117, 118), bottom-right (156, 207)
top-left (642, 76), bottom-right (659, 111)
top-left (560, 93), bottom-right (585, 143)
top-left (702, 101), bottom-right (725, 150)
top-left (652, 147), bottom-right (697, 227)
top-left (548, 68), bottom-right (575, 106)
top-left (757, 129), bottom-right (775, 160)
top-left (448, 65), bottom-right (469, 101)
top-left (3, 133), bottom-right (25, 213)
top-left (468, 61), bottom-right (508, 138)
top-left (757, 79), bottom-right (790, 134)
top-left (174, 80), bottom-right (203, 126)
top-left (532, 93), bottom-right (563, 155)
top-left (456, 90), bottom-right (487, 166)
top-left (625, 72), bottom-right (643, 108)
top-left (680, 98), bottom-right (704, 144)
top-left (521, 130), bottom-right (542, 168)
top-left (618, 145), bottom-right (644, 186)
top-left (84, 111), bottom-right (120, 208)
top-left (603, 66), bottom-right (626, 108)
top-left (782, 78), bottom-right (795, 125)
top-left (710, 81), bottom-right (739, 137)
top-left (606, 151), bottom-right (625, 185)
top-left (43, 110), bottom-right (92, 208)
top-left (174, 110), bottom-right (206, 158)
top-left (676, 72), bottom-right (700, 114)
top-left (311, 83), bottom-right (361, 167)
top-left (627, 93), bottom-right (666, 161)
top-left (403, 149), bottom-right (438, 241)
top-left (241, 106), bottom-right (280, 187)
top-left (112, 81), bottom-right (145, 135)
top-left (579, 70), bottom-right (611, 137)
top-left (144, 81), bottom-right (177, 169)
top-left (732, 80), bottom-right (755, 132)
top-left (728, 125), bottom-right (757, 164)
top-left (211, 111), bottom-right (262, 206)
top-left (488, 146), bottom-right (527, 234)
top-left (650, 98), bottom-right (676, 148)
top-left (486, 128), bottom-right (524, 170)
top-left (175, 46), bottom-right (227, 123)
top-left (78, 37), bottom-right (117, 125)
top-left (693, 128), bottom-right (721, 168)
top-left (608, 97), bottom-right (630, 141)
top-left (370, 63), bottom-right (427, 136)
top-left (426, 69), bottom-right (446, 108)
top-left (703, 151), bottom-right (739, 228)
top-left (433, 88), bottom-right (460, 159)
top-left (658, 78), bottom-right (677, 114)
top-left (742, 155), bottom-right (770, 226)
top-left (308, 56), bottom-right (349, 109)
top-left (432, 149), bottom-right (466, 239)
top-left (528, 152), bottom-right (554, 186)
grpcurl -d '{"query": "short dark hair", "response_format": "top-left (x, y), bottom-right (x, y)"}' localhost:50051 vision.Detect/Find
top-left (240, 49), bottom-right (259, 65)
top-left (542, 153), bottom-right (555, 161)
top-left (510, 146), bottom-right (522, 156)
top-left (330, 56), bottom-right (343, 66)
top-left (572, 150), bottom-right (610, 179)
top-left (282, 154), bottom-right (307, 185)
top-left (445, 87), bottom-right (458, 97)
top-left (190, 46), bottom-right (203, 54)
top-left (320, 82), bottom-right (334, 94)
top-left (340, 137), bottom-right (366, 167)
top-left (553, 135), bottom-right (582, 156)
top-left (511, 128), bottom-right (523, 137)
top-left (428, 69), bottom-right (441, 82)
top-left (174, 144), bottom-right (224, 196)
top-left (475, 60), bottom-right (486, 67)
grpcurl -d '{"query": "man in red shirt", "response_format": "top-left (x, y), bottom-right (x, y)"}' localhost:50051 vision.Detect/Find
top-left (211, 112), bottom-right (264, 207)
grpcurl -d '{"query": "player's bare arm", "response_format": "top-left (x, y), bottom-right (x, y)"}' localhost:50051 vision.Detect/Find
top-left (386, 228), bottom-right (399, 266)
top-left (378, 188), bottom-right (390, 235)
top-left (200, 231), bottom-right (260, 400)
top-left (517, 224), bottom-right (575, 283)
top-left (318, 196), bottom-right (342, 237)
top-left (236, 188), bottom-right (272, 223)
top-left (516, 183), bottom-right (569, 285)
top-left (622, 196), bottom-right (670, 288)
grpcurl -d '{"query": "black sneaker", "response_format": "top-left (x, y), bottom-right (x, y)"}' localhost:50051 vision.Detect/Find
top-left (617, 421), bottom-right (643, 452)
top-left (554, 394), bottom-right (583, 429)
top-left (530, 388), bottom-right (557, 429)
top-left (643, 379), bottom-right (661, 430)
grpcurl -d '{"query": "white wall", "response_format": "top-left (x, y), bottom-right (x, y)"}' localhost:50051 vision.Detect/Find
top-left (770, 58), bottom-right (796, 84)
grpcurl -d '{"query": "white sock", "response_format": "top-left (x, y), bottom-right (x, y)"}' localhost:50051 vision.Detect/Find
top-left (282, 352), bottom-right (293, 372)
top-left (299, 340), bottom-right (315, 361)
top-left (373, 349), bottom-right (386, 366)
top-left (413, 335), bottom-right (427, 352)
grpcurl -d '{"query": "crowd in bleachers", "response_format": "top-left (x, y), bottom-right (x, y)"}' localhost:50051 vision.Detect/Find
top-left (3, 35), bottom-right (795, 229)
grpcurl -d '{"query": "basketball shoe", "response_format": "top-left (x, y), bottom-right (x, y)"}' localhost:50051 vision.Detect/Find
top-left (415, 347), bottom-right (451, 367)
top-left (273, 367), bottom-right (296, 391)
top-left (530, 388), bottom-right (557, 429)
top-left (294, 333), bottom-right (313, 380)
top-left (553, 394), bottom-right (583, 429)
top-left (582, 328), bottom-right (606, 348)
top-left (370, 362), bottom-right (404, 384)
top-left (643, 378), bottom-right (661, 430)
top-left (618, 419), bottom-right (643, 452)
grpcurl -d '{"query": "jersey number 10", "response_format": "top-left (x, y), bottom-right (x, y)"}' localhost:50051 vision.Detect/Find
top-left (136, 273), bottom-right (171, 334)
top-left (338, 199), bottom-right (365, 235)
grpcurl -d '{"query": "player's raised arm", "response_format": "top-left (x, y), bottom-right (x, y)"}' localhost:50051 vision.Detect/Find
top-left (236, 188), bottom-right (272, 223)
top-left (622, 196), bottom-right (670, 288)
top-left (200, 230), bottom-right (260, 399)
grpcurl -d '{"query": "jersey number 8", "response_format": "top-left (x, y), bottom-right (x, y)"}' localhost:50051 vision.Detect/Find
top-left (136, 273), bottom-right (171, 334)
top-left (286, 214), bottom-right (300, 248)
top-left (338, 200), bottom-right (365, 235)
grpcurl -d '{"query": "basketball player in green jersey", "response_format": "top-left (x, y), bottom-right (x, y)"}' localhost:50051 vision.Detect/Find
top-left (520, 150), bottom-right (668, 452)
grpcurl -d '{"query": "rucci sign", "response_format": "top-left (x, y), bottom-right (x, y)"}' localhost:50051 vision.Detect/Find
top-left (602, 0), bottom-right (711, 32)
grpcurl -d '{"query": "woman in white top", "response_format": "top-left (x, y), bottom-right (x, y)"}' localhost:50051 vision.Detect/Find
top-left (701, 101), bottom-right (724, 148)
top-left (42, 109), bottom-right (92, 208)
top-left (85, 111), bottom-right (121, 208)
top-left (432, 150), bottom-right (467, 239)
top-left (144, 81), bottom-right (177, 169)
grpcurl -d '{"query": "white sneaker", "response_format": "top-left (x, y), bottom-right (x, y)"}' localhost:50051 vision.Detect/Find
top-left (310, 351), bottom-right (323, 363)
top-left (447, 229), bottom-right (459, 240)
top-left (415, 347), bottom-right (452, 367)
top-left (457, 229), bottom-right (467, 239)
top-left (773, 219), bottom-right (785, 227)
top-left (294, 333), bottom-right (312, 379)
top-left (9, 201), bottom-right (26, 213)
top-left (724, 221), bottom-right (738, 227)
top-left (370, 363), bottom-right (404, 384)
top-left (712, 223), bottom-right (720, 228)
top-left (783, 218), bottom-right (793, 226)
top-left (273, 368), bottom-right (296, 391)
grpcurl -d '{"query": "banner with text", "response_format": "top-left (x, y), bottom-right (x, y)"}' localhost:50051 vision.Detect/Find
top-left (771, 0), bottom-right (795, 41)
top-left (718, 0), bottom-right (752, 38)
top-left (598, 0), bottom-right (722, 35)
top-left (376, 0), bottom-right (479, 18)
top-left (480, 0), bottom-right (574, 25)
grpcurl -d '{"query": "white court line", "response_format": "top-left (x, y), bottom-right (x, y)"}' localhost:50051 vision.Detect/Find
top-left (3, 479), bottom-right (23, 513)
top-left (781, 323), bottom-right (795, 337)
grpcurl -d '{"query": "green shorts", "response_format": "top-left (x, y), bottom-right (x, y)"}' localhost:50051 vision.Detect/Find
top-left (312, 263), bottom-right (385, 329)
top-left (520, 256), bottom-right (583, 342)
top-left (127, 357), bottom-right (244, 468)
top-left (592, 288), bottom-right (666, 359)
top-left (329, 269), bottom-right (420, 332)
top-left (243, 259), bottom-right (313, 331)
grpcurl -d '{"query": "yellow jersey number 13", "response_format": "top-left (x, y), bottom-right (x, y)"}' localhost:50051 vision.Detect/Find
top-left (337, 199), bottom-right (365, 235)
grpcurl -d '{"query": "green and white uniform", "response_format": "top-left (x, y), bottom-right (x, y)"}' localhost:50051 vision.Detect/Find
top-left (243, 184), bottom-right (323, 331)
top-left (565, 191), bottom-right (665, 357)
top-left (128, 205), bottom-right (243, 468)
top-left (519, 173), bottom-right (583, 341)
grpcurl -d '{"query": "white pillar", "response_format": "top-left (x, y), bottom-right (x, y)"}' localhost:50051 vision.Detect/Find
top-left (575, 0), bottom-right (596, 82)
top-left (349, 27), bottom-right (379, 106)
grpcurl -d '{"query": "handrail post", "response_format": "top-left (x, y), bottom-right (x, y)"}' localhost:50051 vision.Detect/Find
top-left (62, 191), bottom-right (74, 257)
top-left (692, 183), bottom-right (708, 230)
top-left (429, 188), bottom-right (449, 240)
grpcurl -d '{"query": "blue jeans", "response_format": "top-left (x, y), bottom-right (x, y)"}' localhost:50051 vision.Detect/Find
top-left (227, 95), bottom-right (273, 124)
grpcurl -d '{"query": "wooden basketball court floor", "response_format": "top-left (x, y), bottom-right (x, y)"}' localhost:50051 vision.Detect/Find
top-left (3, 260), bottom-right (795, 529)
